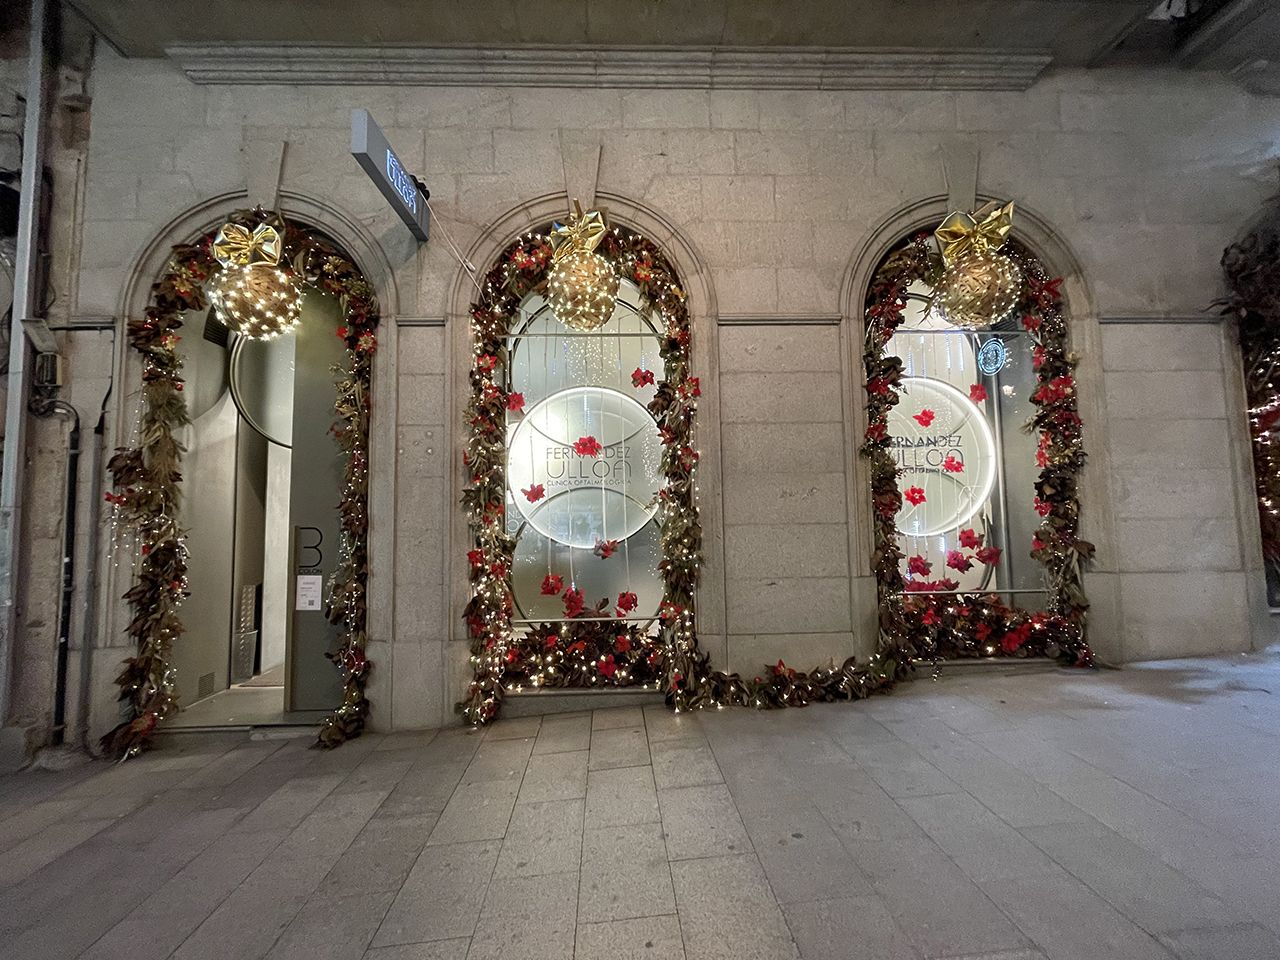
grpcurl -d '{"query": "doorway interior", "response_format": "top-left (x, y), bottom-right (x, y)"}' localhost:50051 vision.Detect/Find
top-left (163, 284), bottom-right (347, 728)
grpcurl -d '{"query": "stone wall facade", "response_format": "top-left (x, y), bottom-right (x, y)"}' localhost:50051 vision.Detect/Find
top-left (13, 45), bottom-right (1280, 741)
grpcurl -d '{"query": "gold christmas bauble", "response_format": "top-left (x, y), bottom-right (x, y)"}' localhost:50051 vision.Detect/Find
top-left (933, 249), bottom-right (1023, 330)
top-left (546, 249), bottom-right (620, 331)
top-left (207, 263), bottom-right (304, 340)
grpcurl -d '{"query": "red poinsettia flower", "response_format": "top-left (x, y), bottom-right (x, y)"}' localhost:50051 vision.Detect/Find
top-left (659, 601), bottom-right (684, 620)
top-left (336, 325), bottom-right (349, 339)
top-left (599, 655), bottom-right (618, 678)
top-left (865, 421), bottom-right (887, 443)
top-left (488, 560), bottom-right (508, 579)
top-left (476, 353), bottom-right (498, 372)
top-left (946, 550), bottom-right (973, 573)
top-left (772, 659), bottom-right (797, 679)
top-left (907, 555), bottom-right (932, 577)
top-left (1032, 535), bottom-right (1045, 552)
top-left (541, 574), bottom-right (564, 596)
top-left (976, 545), bottom-right (1002, 566)
top-left (913, 408), bottom-right (936, 427)
top-left (684, 377), bottom-right (701, 398)
top-left (632, 367), bottom-right (656, 388)
top-left (614, 635), bottom-right (632, 653)
top-left (616, 591), bottom-right (638, 615)
top-left (563, 587), bottom-right (585, 618)
top-left (922, 607), bottom-right (940, 626)
top-left (942, 455), bottom-right (964, 474)
top-left (573, 436), bottom-right (603, 457)
top-left (467, 549), bottom-right (485, 569)
top-left (975, 621), bottom-right (992, 643)
top-left (937, 578), bottom-right (959, 591)
top-left (566, 639), bottom-right (587, 655)
top-left (357, 332), bottom-right (377, 352)
top-left (1032, 345), bottom-right (1046, 370)
top-left (867, 377), bottom-right (891, 396)
top-left (506, 392), bottom-right (525, 412)
top-left (1033, 496), bottom-right (1052, 517)
top-left (522, 484), bottom-right (545, 503)
top-left (1021, 313), bottom-right (1041, 333)
top-left (958, 528), bottom-right (983, 549)
top-left (511, 248), bottom-right (537, 270)
top-left (969, 383), bottom-right (988, 403)
top-left (544, 634), bottom-right (559, 651)
top-left (1002, 622), bottom-right (1032, 653)
top-left (594, 539), bottom-right (619, 559)
top-left (903, 486), bottom-right (926, 506)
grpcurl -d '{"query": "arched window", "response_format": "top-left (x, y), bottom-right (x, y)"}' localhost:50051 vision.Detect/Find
top-left (863, 229), bottom-right (1093, 665)
top-left (461, 222), bottom-right (702, 723)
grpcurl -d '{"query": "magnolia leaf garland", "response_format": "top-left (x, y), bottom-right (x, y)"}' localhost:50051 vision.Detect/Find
top-left (461, 226), bottom-right (907, 725)
top-left (104, 208), bottom-right (379, 759)
top-left (860, 233), bottom-right (1094, 666)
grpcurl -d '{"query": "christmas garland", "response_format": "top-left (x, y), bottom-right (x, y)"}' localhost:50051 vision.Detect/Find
top-left (103, 208), bottom-right (379, 758)
top-left (461, 224), bottom-right (904, 725)
top-left (861, 233), bottom-right (1094, 666)
top-left (1220, 205), bottom-right (1280, 588)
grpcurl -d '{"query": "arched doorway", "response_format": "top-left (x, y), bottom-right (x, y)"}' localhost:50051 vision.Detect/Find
top-left (102, 208), bottom-right (379, 756)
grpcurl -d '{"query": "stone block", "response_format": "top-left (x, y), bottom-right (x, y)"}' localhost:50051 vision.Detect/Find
top-left (841, 91), bottom-right (956, 131)
top-left (758, 90), bottom-right (844, 130)
top-left (777, 265), bottom-right (840, 313)
top-left (422, 127), bottom-right (494, 176)
top-left (1115, 517), bottom-right (1241, 573)
top-left (397, 326), bottom-right (447, 375)
top-left (135, 172), bottom-right (201, 222)
top-left (713, 267), bottom-right (779, 314)
top-left (396, 88), bottom-right (512, 128)
top-left (699, 175), bottom-right (776, 222)
top-left (1104, 370), bottom-right (1227, 421)
top-left (662, 129), bottom-right (735, 175)
top-left (725, 578), bottom-right (853, 634)
top-left (732, 132), bottom-right (813, 175)
top-left (724, 524), bottom-right (850, 580)
top-left (92, 60), bottom-right (208, 130)
top-left (1106, 417), bottom-right (1232, 472)
top-left (509, 89), bottom-right (622, 130)
top-left (623, 89), bottom-right (709, 128)
top-left (397, 374), bottom-right (447, 425)
top-left (1112, 466), bottom-right (1235, 520)
top-left (397, 423), bottom-right (447, 480)
top-left (720, 421), bottom-right (847, 474)
top-left (1119, 571), bottom-right (1250, 659)
top-left (390, 641), bottom-right (445, 730)
top-left (207, 86), bottom-right (310, 126)
top-left (722, 471), bottom-right (847, 525)
top-left (719, 371), bottom-right (842, 423)
top-left (955, 89), bottom-right (1063, 131)
top-left (718, 324), bottom-right (841, 372)
top-left (710, 90), bottom-right (760, 130)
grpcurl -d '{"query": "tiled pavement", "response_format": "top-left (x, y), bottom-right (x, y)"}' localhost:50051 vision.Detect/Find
top-left (3, 653), bottom-right (1280, 960)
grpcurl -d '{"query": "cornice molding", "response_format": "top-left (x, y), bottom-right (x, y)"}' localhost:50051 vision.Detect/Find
top-left (165, 43), bottom-right (1052, 91)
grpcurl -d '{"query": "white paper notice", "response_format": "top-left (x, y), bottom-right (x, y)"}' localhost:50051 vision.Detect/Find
top-left (295, 575), bottom-right (324, 611)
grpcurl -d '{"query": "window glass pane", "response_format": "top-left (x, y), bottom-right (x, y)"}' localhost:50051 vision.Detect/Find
top-left (505, 278), bottom-right (666, 621)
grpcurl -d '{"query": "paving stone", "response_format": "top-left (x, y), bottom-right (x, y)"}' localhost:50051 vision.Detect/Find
top-left (579, 822), bottom-right (676, 923)
top-left (533, 716), bottom-right (592, 755)
top-left (517, 750), bottom-right (588, 804)
top-left (426, 779), bottom-right (519, 844)
top-left (781, 895), bottom-right (918, 960)
top-left (467, 871), bottom-right (577, 960)
top-left (494, 798), bottom-right (584, 879)
top-left (588, 726), bottom-right (651, 770)
top-left (575, 915), bottom-right (685, 960)
top-left (585, 765), bottom-right (661, 825)
top-left (651, 738), bottom-right (724, 790)
top-left (659, 784), bottom-right (752, 860)
top-left (372, 840), bottom-right (499, 947)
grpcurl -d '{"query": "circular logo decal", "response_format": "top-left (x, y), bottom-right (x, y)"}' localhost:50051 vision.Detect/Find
top-left (889, 377), bottom-right (998, 537)
top-left (508, 385), bottom-right (662, 549)
top-left (976, 338), bottom-right (1008, 376)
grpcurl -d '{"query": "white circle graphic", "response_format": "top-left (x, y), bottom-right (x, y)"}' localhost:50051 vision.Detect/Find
top-left (508, 385), bottom-right (662, 549)
top-left (888, 377), bottom-right (998, 537)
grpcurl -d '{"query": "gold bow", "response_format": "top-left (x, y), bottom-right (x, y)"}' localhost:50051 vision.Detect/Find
top-left (550, 202), bottom-right (608, 264)
top-left (212, 222), bottom-right (283, 268)
top-left (934, 201), bottom-right (1015, 265)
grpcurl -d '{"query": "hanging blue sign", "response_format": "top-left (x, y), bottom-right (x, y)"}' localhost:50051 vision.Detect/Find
top-left (976, 338), bottom-right (1008, 376)
top-left (351, 109), bottom-right (430, 242)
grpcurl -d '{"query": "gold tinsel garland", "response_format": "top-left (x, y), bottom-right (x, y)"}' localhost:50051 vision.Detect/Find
top-left (104, 208), bottom-right (380, 758)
